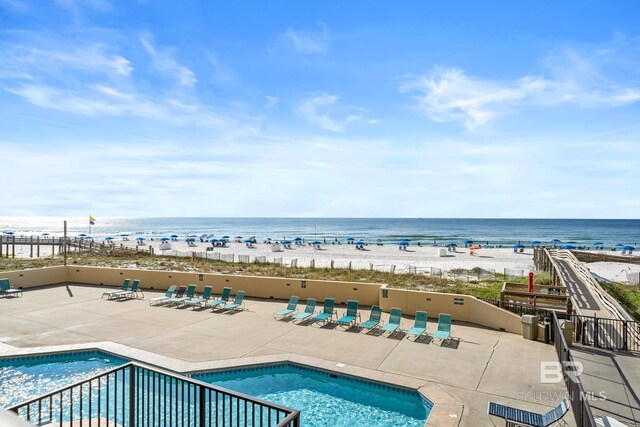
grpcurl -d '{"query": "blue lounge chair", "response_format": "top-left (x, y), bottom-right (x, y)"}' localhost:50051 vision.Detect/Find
top-left (207, 287), bottom-right (232, 310)
top-left (102, 278), bottom-right (130, 299)
top-left (0, 278), bottom-right (22, 298)
top-left (167, 284), bottom-right (197, 306)
top-left (488, 399), bottom-right (570, 427)
top-left (407, 311), bottom-right (428, 341)
top-left (221, 291), bottom-right (245, 311)
top-left (433, 313), bottom-right (452, 343)
top-left (293, 298), bottom-right (316, 322)
top-left (149, 285), bottom-right (177, 306)
top-left (312, 298), bottom-right (337, 325)
top-left (381, 307), bottom-right (403, 336)
top-left (337, 300), bottom-right (361, 327)
top-left (358, 306), bottom-right (382, 332)
top-left (117, 279), bottom-right (142, 300)
top-left (274, 295), bottom-right (300, 319)
top-left (185, 286), bottom-right (213, 308)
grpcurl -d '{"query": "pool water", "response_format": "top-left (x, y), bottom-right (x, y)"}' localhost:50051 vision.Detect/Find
top-left (0, 351), bottom-right (127, 408)
top-left (194, 364), bottom-right (431, 427)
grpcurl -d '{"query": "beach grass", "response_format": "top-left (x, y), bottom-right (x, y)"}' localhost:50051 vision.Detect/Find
top-left (0, 250), bottom-right (552, 300)
top-left (600, 282), bottom-right (640, 321)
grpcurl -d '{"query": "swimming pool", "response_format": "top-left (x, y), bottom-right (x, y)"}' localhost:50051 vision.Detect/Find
top-left (0, 350), bottom-right (128, 408)
top-left (194, 363), bottom-right (432, 427)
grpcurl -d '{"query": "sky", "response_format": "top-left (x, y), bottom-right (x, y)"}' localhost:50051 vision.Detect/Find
top-left (0, 0), bottom-right (639, 218)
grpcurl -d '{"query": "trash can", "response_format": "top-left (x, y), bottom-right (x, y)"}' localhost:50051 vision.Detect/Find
top-left (521, 315), bottom-right (538, 340)
top-left (543, 316), bottom-right (551, 344)
top-left (561, 320), bottom-right (574, 347)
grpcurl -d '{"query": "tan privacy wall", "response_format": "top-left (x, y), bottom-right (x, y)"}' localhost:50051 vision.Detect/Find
top-left (0, 266), bottom-right (67, 289)
top-left (4, 265), bottom-right (521, 334)
top-left (379, 287), bottom-right (522, 334)
top-left (66, 266), bottom-right (382, 306)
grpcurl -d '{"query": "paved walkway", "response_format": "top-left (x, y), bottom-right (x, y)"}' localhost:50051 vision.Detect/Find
top-left (0, 283), bottom-right (575, 426)
top-left (554, 257), bottom-right (601, 313)
top-left (571, 344), bottom-right (640, 426)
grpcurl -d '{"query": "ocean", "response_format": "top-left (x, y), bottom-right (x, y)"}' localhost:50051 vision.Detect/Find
top-left (0, 217), bottom-right (639, 247)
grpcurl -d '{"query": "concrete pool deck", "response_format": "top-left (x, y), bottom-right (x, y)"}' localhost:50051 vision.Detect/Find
top-left (0, 283), bottom-right (574, 426)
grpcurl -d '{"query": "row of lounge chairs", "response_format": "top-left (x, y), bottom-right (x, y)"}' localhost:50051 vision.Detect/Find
top-left (274, 297), bottom-right (453, 343)
top-left (102, 279), bottom-right (144, 300)
top-left (149, 285), bottom-right (245, 311)
top-left (0, 278), bottom-right (22, 298)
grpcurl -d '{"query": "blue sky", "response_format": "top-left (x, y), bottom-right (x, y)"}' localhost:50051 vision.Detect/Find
top-left (1, 0), bottom-right (639, 218)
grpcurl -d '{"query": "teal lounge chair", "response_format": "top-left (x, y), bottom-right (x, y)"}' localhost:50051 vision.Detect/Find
top-left (207, 287), bottom-right (232, 309)
top-left (407, 311), bottom-right (428, 341)
top-left (222, 291), bottom-right (245, 311)
top-left (433, 313), bottom-right (452, 343)
top-left (274, 296), bottom-right (299, 319)
top-left (102, 278), bottom-right (130, 299)
top-left (312, 298), bottom-right (337, 325)
top-left (167, 284), bottom-right (196, 306)
top-left (117, 279), bottom-right (142, 300)
top-left (337, 300), bottom-right (361, 327)
top-left (381, 307), bottom-right (403, 336)
top-left (358, 306), bottom-right (382, 332)
top-left (292, 298), bottom-right (316, 322)
top-left (149, 285), bottom-right (177, 306)
top-left (488, 399), bottom-right (569, 427)
top-left (185, 286), bottom-right (213, 308)
top-left (0, 278), bottom-right (22, 298)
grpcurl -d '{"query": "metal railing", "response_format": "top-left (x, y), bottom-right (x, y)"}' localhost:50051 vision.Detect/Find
top-left (8, 362), bottom-right (300, 427)
top-left (551, 312), bottom-right (596, 427)
top-left (478, 297), bottom-right (567, 321)
top-left (572, 314), bottom-right (640, 352)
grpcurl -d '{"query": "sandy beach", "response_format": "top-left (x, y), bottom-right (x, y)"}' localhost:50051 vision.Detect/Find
top-left (114, 239), bottom-right (537, 274)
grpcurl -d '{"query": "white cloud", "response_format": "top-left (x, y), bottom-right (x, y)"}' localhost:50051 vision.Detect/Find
top-left (297, 93), bottom-right (362, 132)
top-left (206, 52), bottom-right (235, 85)
top-left (402, 48), bottom-right (640, 130)
top-left (0, 0), bottom-right (29, 13)
top-left (277, 26), bottom-right (328, 55)
top-left (139, 32), bottom-right (197, 87)
top-left (265, 95), bottom-right (279, 109)
top-left (54, 0), bottom-right (111, 20)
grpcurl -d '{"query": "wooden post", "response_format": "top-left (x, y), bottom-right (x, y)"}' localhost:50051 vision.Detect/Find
top-left (37, 236), bottom-right (40, 257)
top-left (0, 236), bottom-right (3, 257)
top-left (12, 238), bottom-right (15, 258)
top-left (30, 236), bottom-right (34, 258)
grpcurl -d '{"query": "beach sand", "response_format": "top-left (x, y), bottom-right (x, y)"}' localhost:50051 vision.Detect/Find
top-left (113, 240), bottom-right (536, 274)
top-left (586, 261), bottom-right (640, 284)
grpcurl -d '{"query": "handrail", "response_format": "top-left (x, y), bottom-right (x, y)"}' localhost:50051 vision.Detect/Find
top-left (551, 312), bottom-right (597, 427)
top-left (9, 361), bottom-right (300, 427)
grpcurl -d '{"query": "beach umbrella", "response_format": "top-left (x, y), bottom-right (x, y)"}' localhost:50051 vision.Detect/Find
top-left (4, 231), bottom-right (14, 235)
top-left (105, 237), bottom-right (114, 240)
top-left (593, 242), bottom-right (604, 246)
top-left (355, 241), bottom-right (365, 245)
top-left (531, 240), bottom-right (541, 245)
top-left (120, 233), bottom-right (129, 237)
top-left (160, 237), bottom-right (170, 241)
top-left (136, 237), bottom-right (145, 241)
top-left (266, 237), bottom-right (272, 241)
top-left (446, 242), bottom-right (457, 247)
top-left (551, 239), bottom-right (561, 243)
top-left (376, 239), bottom-right (383, 242)
top-left (221, 235), bottom-right (230, 239)
top-left (464, 240), bottom-right (473, 245)
top-left (209, 238), bottom-right (219, 242)
top-left (312, 240), bottom-right (322, 245)
top-left (513, 244), bottom-right (525, 249)
top-left (469, 245), bottom-right (481, 250)
top-left (170, 234), bottom-right (178, 238)
top-left (78, 233), bottom-right (87, 237)
top-left (84, 235), bottom-right (93, 239)
top-left (560, 244), bottom-right (576, 249)
top-left (243, 239), bottom-right (253, 243)
top-left (623, 246), bottom-right (635, 251)
top-left (42, 232), bottom-right (50, 236)
top-left (614, 243), bottom-right (624, 247)
top-left (294, 237), bottom-right (302, 241)
top-left (235, 236), bottom-right (243, 239)
top-left (282, 240), bottom-right (292, 244)
top-left (186, 237), bottom-right (196, 242)
top-left (346, 237), bottom-right (355, 241)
